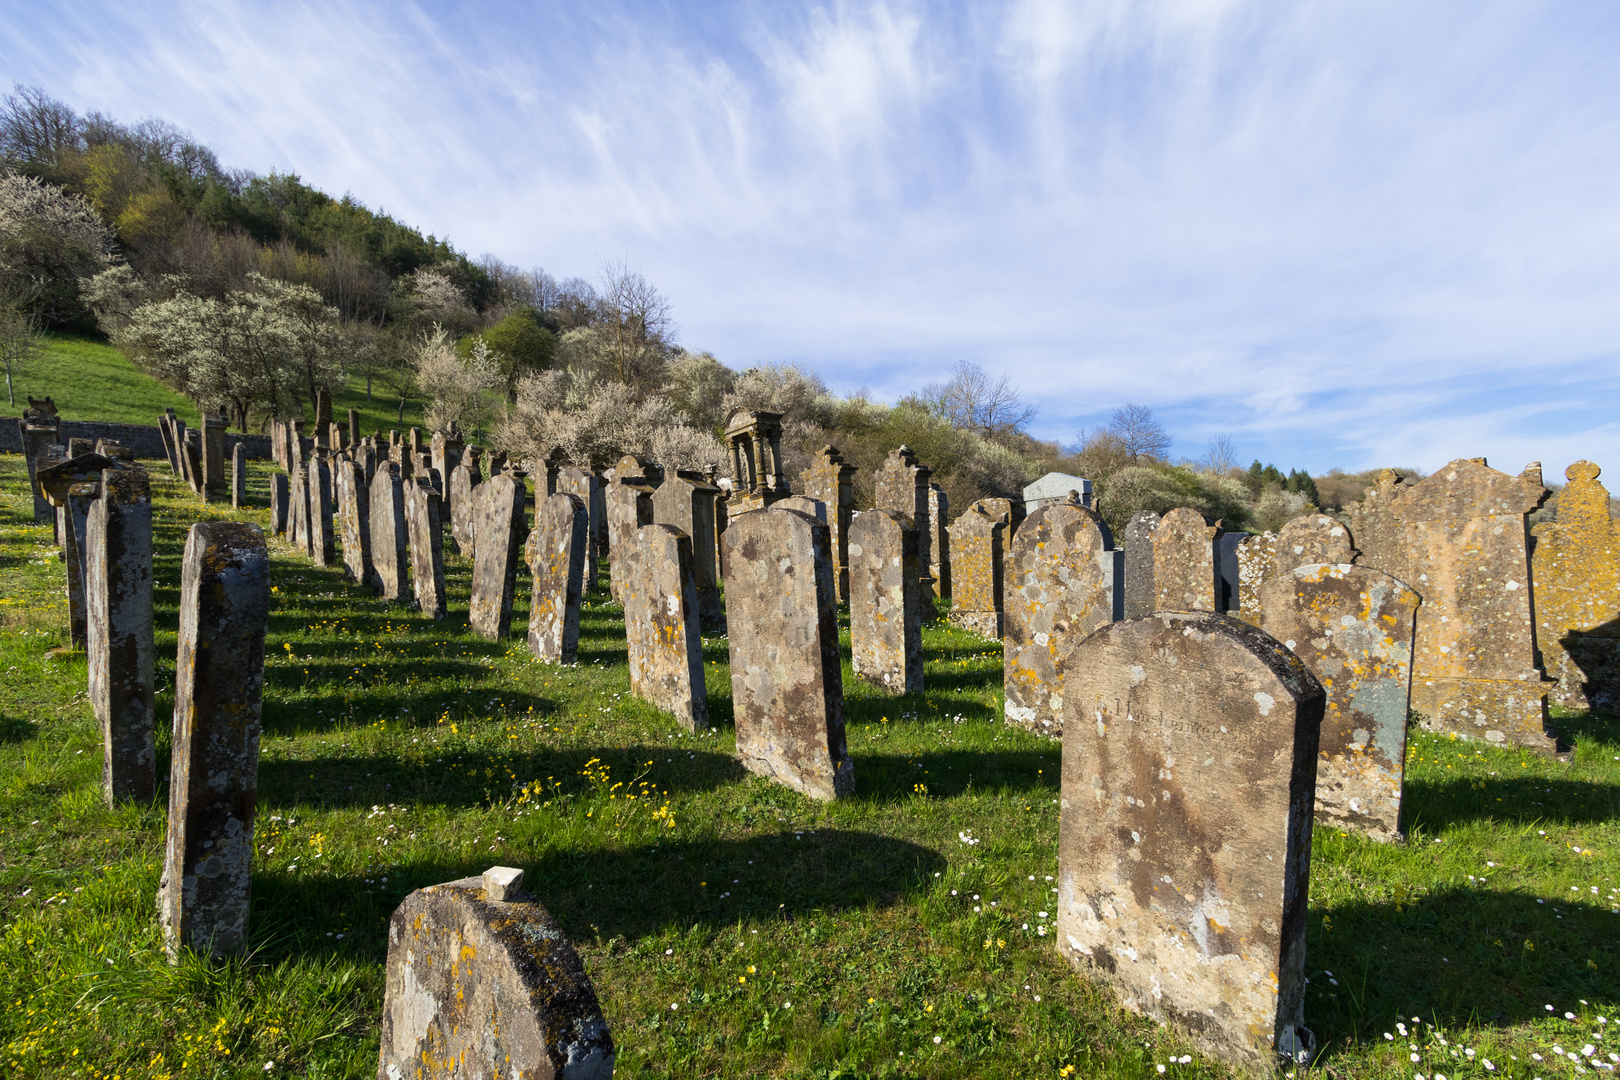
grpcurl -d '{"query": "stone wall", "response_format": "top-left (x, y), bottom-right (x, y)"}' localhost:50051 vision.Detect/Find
top-left (2, 417), bottom-right (271, 461)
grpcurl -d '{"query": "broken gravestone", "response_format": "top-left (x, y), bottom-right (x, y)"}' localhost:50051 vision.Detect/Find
top-left (469, 470), bottom-right (527, 640)
top-left (369, 462), bottom-right (410, 604)
top-left (1531, 461), bottom-right (1620, 711)
top-left (848, 508), bottom-right (923, 694)
top-left (724, 506), bottom-right (854, 800)
top-left (377, 866), bottom-right (615, 1080)
top-left (947, 499), bottom-right (1012, 638)
top-left (405, 477), bottom-right (447, 620)
top-left (620, 523), bottom-right (709, 730)
top-left (158, 522), bottom-right (269, 961)
top-left (525, 492), bottom-right (589, 664)
top-left (86, 466), bottom-right (155, 806)
top-left (1057, 611), bottom-right (1325, 1073)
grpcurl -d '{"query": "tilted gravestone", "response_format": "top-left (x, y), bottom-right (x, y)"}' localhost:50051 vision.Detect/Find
top-left (369, 462), bottom-right (410, 604)
top-left (270, 473), bottom-right (289, 536)
top-left (948, 499), bottom-right (1012, 638)
top-left (158, 411), bottom-right (179, 472)
top-left (158, 522), bottom-right (269, 961)
top-left (448, 448), bottom-right (483, 557)
top-left (928, 483), bottom-right (950, 600)
top-left (872, 445), bottom-right (934, 596)
top-left (1004, 497), bottom-right (1119, 736)
top-left (1260, 562), bottom-right (1419, 842)
top-left (231, 443), bottom-right (247, 508)
top-left (848, 509), bottom-right (923, 694)
top-left (607, 465), bottom-right (656, 605)
top-left (1057, 611), bottom-right (1325, 1072)
top-left (1122, 510), bottom-right (1160, 620)
top-left (469, 471), bottom-right (527, 640)
top-left (1153, 507), bottom-right (1222, 611)
top-left (182, 428), bottom-right (204, 494)
top-left (309, 454), bottom-right (336, 568)
top-left (405, 477), bottom-right (447, 620)
top-left (724, 506), bottom-right (853, 799)
top-left (620, 523), bottom-right (709, 730)
top-left (1347, 459), bottom-right (1554, 753)
top-left (1532, 461), bottom-right (1620, 711)
top-left (556, 467), bottom-right (603, 594)
top-left (652, 469), bottom-right (724, 629)
top-left (525, 492), bottom-right (589, 664)
top-left (377, 867), bottom-right (615, 1080)
top-left (86, 467), bottom-right (155, 806)
top-left (337, 457), bottom-right (373, 588)
top-left (798, 445), bottom-right (857, 602)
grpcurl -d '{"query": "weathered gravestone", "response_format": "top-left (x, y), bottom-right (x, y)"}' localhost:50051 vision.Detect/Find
top-left (309, 454), bottom-right (336, 568)
top-left (430, 428), bottom-right (463, 495)
top-left (1153, 507), bottom-right (1222, 612)
top-left (377, 866), bottom-right (615, 1080)
top-left (369, 462), bottom-right (410, 604)
top-left (1057, 611), bottom-right (1325, 1072)
top-left (848, 509), bottom-right (923, 694)
top-left (556, 467), bottom-right (603, 593)
top-left (1260, 562), bottom-right (1419, 842)
top-left (35, 452), bottom-right (113, 649)
top-left (159, 522), bottom-right (269, 961)
top-left (525, 492), bottom-right (589, 664)
top-left (405, 478), bottom-right (448, 619)
top-left (928, 483), bottom-right (950, 600)
top-left (724, 410), bottom-right (791, 517)
top-left (947, 499), bottom-right (1012, 637)
top-left (347, 407), bottom-right (359, 448)
top-left (288, 465), bottom-right (307, 550)
top-left (798, 445), bottom-right (857, 602)
top-left (448, 447), bottom-right (483, 557)
top-left (1004, 497), bottom-right (1119, 736)
top-left (231, 443), bottom-right (246, 508)
top-left (607, 461), bottom-right (656, 604)
top-left (1347, 459), bottom-right (1554, 752)
top-left (23, 413), bottom-right (61, 523)
top-left (86, 467), bottom-right (155, 806)
top-left (182, 429), bottom-right (203, 495)
top-left (202, 415), bottom-right (227, 500)
top-left (1235, 531), bottom-right (1279, 624)
top-left (1532, 461), bottom-right (1620, 711)
top-left (158, 409), bottom-right (179, 472)
top-left (873, 445), bottom-right (934, 596)
top-left (652, 469), bottom-right (724, 629)
top-left (620, 524), bottom-right (708, 730)
top-left (724, 506), bottom-right (854, 800)
top-left (469, 471), bottom-right (527, 640)
top-left (1122, 510), bottom-right (1160, 620)
top-left (337, 457), bottom-right (373, 588)
top-left (269, 473), bottom-right (289, 537)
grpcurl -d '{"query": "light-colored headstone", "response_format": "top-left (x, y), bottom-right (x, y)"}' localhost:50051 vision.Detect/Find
top-left (724, 506), bottom-right (853, 800)
top-left (159, 522), bottom-right (269, 961)
top-left (448, 448), bottom-right (483, 557)
top-left (405, 477), bottom-right (447, 619)
top-left (309, 454), bottom-right (335, 567)
top-left (1152, 507), bottom-right (1221, 611)
top-left (620, 523), bottom-right (708, 730)
top-left (1532, 461), bottom-right (1620, 711)
top-left (525, 492), bottom-right (589, 664)
top-left (86, 467), bottom-right (155, 806)
top-left (1057, 611), bottom-right (1325, 1072)
top-left (607, 464), bottom-right (655, 604)
top-left (652, 469), bottom-right (724, 629)
top-left (1122, 510), bottom-right (1160, 620)
top-left (947, 499), bottom-right (1011, 637)
top-left (337, 458), bottom-right (373, 588)
top-left (556, 467), bottom-right (602, 594)
top-left (369, 463), bottom-right (410, 604)
top-left (1235, 531), bottom-right (1278, 624)
top-left (928, 483), bottom-right (950, 599)
top-left (873, 446), bottom-right (934, 594)
top-left (848, 509), bottom-right (923, 694)
top-left (231, 443), bottom-right (246, 508)
top-left (1024, 472), bottom-right (1092, 515)
top-left (798, 445), bottom-right (857, 602)
top-left (469, 471), bottom-right (527, 640)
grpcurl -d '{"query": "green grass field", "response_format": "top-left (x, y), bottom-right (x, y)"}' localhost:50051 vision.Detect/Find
top-left (1, 452), bottom-right (1618, 1079)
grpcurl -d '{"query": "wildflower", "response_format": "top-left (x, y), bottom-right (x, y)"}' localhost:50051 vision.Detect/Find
top-left (934, 1035), bottom-right (943, 1044)
top-left (1157, 1067), bottom-right (1166, 1074)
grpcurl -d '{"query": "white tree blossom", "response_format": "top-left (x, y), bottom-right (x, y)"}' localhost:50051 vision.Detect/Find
top-left (415, 324), bottom-right (500, 437)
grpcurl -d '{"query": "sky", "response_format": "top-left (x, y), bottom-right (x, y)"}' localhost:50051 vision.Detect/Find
top-left (4, 0), bottom-right (1619, 477)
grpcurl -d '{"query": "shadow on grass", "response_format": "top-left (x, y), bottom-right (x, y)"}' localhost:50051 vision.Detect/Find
top-left (1403, 776), bottom-right (1620, 830)
top-left (1305, 888), bottom-right (1620, 1055)
top-left (853, 749), bottom-right (1056, 800)
top-left (248, 828), bottom-right (946, 962)
top-left (1550, 708), bottom-right (1620, 746)
top-left (0, 714), bottom-right (37, 742)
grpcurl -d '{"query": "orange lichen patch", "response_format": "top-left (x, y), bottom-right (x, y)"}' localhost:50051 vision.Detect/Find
top-left (1531, 460), bottom-right (1620, 711)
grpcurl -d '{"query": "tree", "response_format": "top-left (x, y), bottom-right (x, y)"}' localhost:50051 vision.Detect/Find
top-left (594, 261), bottom-right (673, 390)
top-left (0, 170), bottom-right (118, 326)
top-left (1199, 434), bottom-right (1238, 475)
top-left (417, 325), bottom-right (501, 438)
top-left (0, 298), bottom-right (43, 405)
top-left (1105, 403), bottom-right (1172, 462)
top-left (464, 307), bottom-right (555, 400)
top-left (920, 359), bottom-right (1038, 437)
top-left (0, 85), bottom-right (80, 172)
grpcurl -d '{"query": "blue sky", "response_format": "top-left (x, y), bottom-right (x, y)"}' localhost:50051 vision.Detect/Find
top-left (5, 0), bottom-right (1620, 478)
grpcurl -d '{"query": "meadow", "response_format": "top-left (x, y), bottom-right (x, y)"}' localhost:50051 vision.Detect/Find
top-left (1, 451), bottom-right (1617, 1079)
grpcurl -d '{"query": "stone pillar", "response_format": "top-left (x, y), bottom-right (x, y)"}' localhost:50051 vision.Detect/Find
top-left (873, 445), bottom-right (934, 595)
top-left (947, 499), bottom-right (1011, 637)
top-left (797, 445), bottom-right (857, 603)
top-left (269, 473), bottom-right (289, 536)
top-left (347, 408), bottom-right (359, 448)
top-left (86, 467), bottom-right (155, 805)
top-left (231, 443), bottom-right (246, 508)
top-left (309, 454), bottom-right (335, 568)
top-left (1004, 497), bottom-right (1119, 736)
top-left (24, 419), bottom-right (62, 523)
top-left (314, 387), bottom-right (332, 444)
top-left (928, 483), bottom-right (950, 600)
top-left (469, 471), bottom-right (526, 640)
top-left (1122, 510), bottom-right (1160, 620)
top-left (158, 522), bottom-right (269, 961)
top-left (202, 415), bottom-right (227, 500)
top-left (607, 467), bottom-right (656, 605)
top-left (620, 523), bottom-right (708, 730)
top-left (525, 492), bottom-right (589, 663)
top-left (369, 462), bottom-right (410, 603)
top-left (449, 448), bottom-right (484, 557)
top-left (405, 477), bottom-right (447, 619)
top-left (722, 410), bottom-right (790, 516)
top-left (1057, 611), bottom-right (1324, 1072)
top-left (555, 467), bottom-right (602, 594)
top-left (378, 867), bottom-right (615, 1079)
top-left (1152, 507), bottom-right (1222, 612)
top-left (338, 457), bottom-right (373, 588)
top-left (724, 505), bottom-right (853, 800)
top-left (848, 509), bottom-right (923, 694)
top-left (652, 469), bottom-right (724, 629)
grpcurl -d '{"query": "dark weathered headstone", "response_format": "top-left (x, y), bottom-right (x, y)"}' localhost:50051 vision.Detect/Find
top-left (158, 522), bottom-right (269, 961)
top-left (469, 471), bottom-right (527, 640)
top-left (347, 408), bottom-right (359, 448)
top-left (525, 492), bottom-right (589, 663)
top-left (947, 499), bottom-right (1011, 637)
top-left (86, 467), bottom-right (155, 806)
top-left (848, 509), bottom-right (923, 694)
top-left (1260, 562), bottom-right (1419, 841)
top-left (1004, 497), bottom-right (1118, 736)
top-left (928, 483), bottom-right (950, 600)
top-left (68, 436), bottom-right (94, 458)
top-left (337, 457), bottom-right (373, 588)
top-left (231, 443), bottom-right (247, 508)
top-left (269, 473), bottom-right (289, 536)
top-left (724, 507), bottom-right (853, 800)
top-left (23, 417), bottom-right (61, 523)
top-left (1153, 507), bottom-right (1222, 611)
top-left (158, 411), bottom-right (179, 473)
top-left (798, 445), bottom-right (857, 602)
top-left (1057, 611), bottom-right (1325, 1072)
top-left (873, 445), bottom-right (934, 594)
top-left (651, 469), bottom-right (724, 629)
top-left (64, 482), bottom-right (96, 648)
top-left (556, 467), bottom-right (602, 593)
top-left (1122, 510), bottom-right (1160, 620)
top-left (405, 477), bottom-right (447, 620)
top-left (369, 462), bottom-right (410, 603)
top-left (202, 415), bottom-right (227, 500)
top-left (620, 523), bottom-right (708, 729)
top-left (377, 867), bottom-right (615, 1080)
top-left (309, 454), bottom-right (335, 568)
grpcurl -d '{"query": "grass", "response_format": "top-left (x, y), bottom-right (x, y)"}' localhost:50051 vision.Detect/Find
top-left (0, 450), bottom-right (1617, 1079)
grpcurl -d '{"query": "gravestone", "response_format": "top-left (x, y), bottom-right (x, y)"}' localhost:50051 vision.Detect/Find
top-left (1057, 611), bottom-right (1325, 1072)
top-left (69, 436), bottom-right (94, 459)
top-left (347, 407), bottom-right (359, 448)
top-left (86, 467), bottom-right (155, 806)
top-left (797, 446), bottom-right (857, 602)
top-left (873, 445), bottom-right (934, 594)
top-left (449, 448), bottom-right (483, 557)
top-left (1276, 513), bottom-right (1356, 575)
top-left (929, 483), bottom-right (950, 600)
top-left (848, 509), bottom-right (923, 694)
top-left (947, 499), bottom-right (1011, 637)
top-left (652, 469), bottom-right (724, 629)
top-left (369, 462), bottom-right (410, 604)
top-left (158, 410), bottom-right (179, 472)
top-left (158, 522), bottom-right (269, 961)
top-left (231, 443), bottom-right (247, 508)
top-left (23, 414), bottom-right (61, 523)
top-left (1347, 459), bottom-right (1554, 753)
top-left (1153, 507), bottom-right (1221, 611)
top-left (202, 415), bottom-right (227, 500)
top-left (64, 482), bottom-right (97, 648)
top-left (1532, 462), bottom-right (1620, 711)
top-left (288, 465), bottom-right (307, 550)
top-left (724, 410), bottom-right (791, 516)
top-left (1024, 471), bottom-right (1093, 515)
top-left (1122, 510), bottom-right (1160, 620)
top-left (469, 471), bottom-right (527, 640)
top-left (377, 867), bottom-right (615, 1080)
top-left (404, 477), bottom-right (448, 619)
top-left (1235, 531), bottom-right (1279, 624)
top-left (525, 492), bottom-right (590, 664)
top-left (724, 506), bottom-right (854, 800)
top-left (1260, 562), bottom-right (1419, 841)
top-left (337, 457), bottom-right (373, 588)
top-left (269, 473), bottom-right (289, 536)
top-left (431, 428), bottom-right (464, 495)
top-left (607, 463), bottom-right (656, 604)
top-left (314, 388), bottom-right (332, 442)
top-left (1004, 497), bottom-right (1119, 736)
top-left (309, 454), bottom-right (335, 568)
top-left (556, 467), bottom-right (603, 593)
top-left (182, 429), bottom-right (203, 494)
top-left (620, 524), bottom-right (709, 729)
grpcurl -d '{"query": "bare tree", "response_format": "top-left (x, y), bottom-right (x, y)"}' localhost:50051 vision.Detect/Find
top-left (1199, 433), bottom-right (1238, 475)
top-left (0, 85), bottom-right (81, 170)
top-left (0, 297), bottom-right (42, 405)
top-left (921, 359), bottom-right (1038, 436)
top-left (1106, 403), bottom-right (1172, 462)
top-left (595, 260), bottom-right (673, 390)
